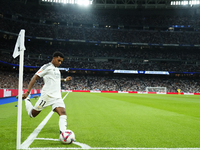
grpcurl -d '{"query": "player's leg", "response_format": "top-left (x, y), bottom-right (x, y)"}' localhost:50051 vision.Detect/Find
top-left (24, 95), bottom-right (34, 117)
top-left (24, 94), bottom-right (38, 117)
top-left (27, 94), bottom-right (49, 118)
top-left (52, 100), bottom-right (67, 133)
top-left (25, 95), bottom-right (41, 118)
top-left (54, 107), bottom-right (67, 133)
top-left (54, 107), bottom-right (66, 116)
top-left (31, 109), bottom-right (41, 117)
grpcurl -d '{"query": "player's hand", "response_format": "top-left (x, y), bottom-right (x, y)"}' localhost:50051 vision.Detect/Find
top-left (22, 92), bottom-right (29, 99)
top-left (66, 76), bottom-right (72, 81)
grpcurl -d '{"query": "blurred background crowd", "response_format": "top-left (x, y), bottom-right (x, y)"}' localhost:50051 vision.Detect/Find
top-left (0, 70), bottom-right (199, 93)
top-left (0, 0), bottom-right (200, 93)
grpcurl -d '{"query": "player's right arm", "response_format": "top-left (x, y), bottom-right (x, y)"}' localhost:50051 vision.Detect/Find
top-left (22, 63), bottom-right (49, 99)
top-left (22, 74), bottom-right (40, 99)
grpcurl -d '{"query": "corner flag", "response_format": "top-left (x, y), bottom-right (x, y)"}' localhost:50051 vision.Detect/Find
top-left (13, 29), bottom-right (26, 58)
top-left (13, 29), bottom-right (26, 149)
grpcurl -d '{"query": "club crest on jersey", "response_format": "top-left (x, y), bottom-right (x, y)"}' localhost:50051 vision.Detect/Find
top-left (54, 72), bottom-right (60, 78)
top-left (37, 69), bottom-right (43, 74)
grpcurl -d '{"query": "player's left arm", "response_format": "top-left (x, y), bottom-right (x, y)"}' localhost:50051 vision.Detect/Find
top-left (61, 76), bottom-right (72, 82)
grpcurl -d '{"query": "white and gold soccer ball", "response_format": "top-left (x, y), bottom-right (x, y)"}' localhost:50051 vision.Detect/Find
top-left (59, 130), bottom-right (75, 144)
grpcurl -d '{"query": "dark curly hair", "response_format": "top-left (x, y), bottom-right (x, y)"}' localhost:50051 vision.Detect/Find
top-left (52, 51), bottom-right (64, 58)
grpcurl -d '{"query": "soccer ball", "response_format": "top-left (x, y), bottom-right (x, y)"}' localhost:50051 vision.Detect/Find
top-left (59, 130), bottom-right (75, 144)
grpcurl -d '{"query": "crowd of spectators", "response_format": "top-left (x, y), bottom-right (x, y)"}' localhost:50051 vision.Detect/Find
top-left (0, 39), bottom-right (199, 72)
top-left (0, 70), bottom-right (43, 89)
top-left (62, 75), bottom-right (200, 93)
top-left (0, 0), bottom-right (200, 93)
top-left (0, 0), bottom-right (196, 26)
top-left (2, 17), bottom-right (200, 44)
top-left (2, 16), bottom-right (200, 45)
top-left (1, 0), bottom-right (200, 44)
top-left (0, 69), bottom-right (199, 93)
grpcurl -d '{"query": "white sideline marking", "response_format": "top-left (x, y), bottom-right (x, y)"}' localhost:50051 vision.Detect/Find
top-left (87, 148), bottom-right (200, 150)
top-left (21, 92), bottom-right (70, 149)
top-left (22, 147), bottom-right (200, 150)
top-left (73, 142), bottom-right (91, 149)
top-left (21, 111), bottom-right (54, 149)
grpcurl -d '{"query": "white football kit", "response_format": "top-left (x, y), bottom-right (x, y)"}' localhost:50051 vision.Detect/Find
top-left (33, 62), bottom-right (65, 111)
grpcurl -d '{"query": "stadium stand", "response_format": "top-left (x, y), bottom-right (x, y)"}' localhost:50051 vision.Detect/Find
top-left (0, 69), bottom-right (199, 93)
top-left (0, 0), bottom-right (200, 93)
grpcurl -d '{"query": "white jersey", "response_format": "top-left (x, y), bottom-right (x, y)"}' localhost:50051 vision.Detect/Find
top-left (36, 62), bottom-right (61, 98)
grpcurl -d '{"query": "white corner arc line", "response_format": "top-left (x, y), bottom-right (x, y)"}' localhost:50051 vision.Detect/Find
top-left (35, 138), bottom-right (91, 149)
top-left (21, 92), bottom-right (70, 149)
top-left (35, 137), bottom-right (59, 141)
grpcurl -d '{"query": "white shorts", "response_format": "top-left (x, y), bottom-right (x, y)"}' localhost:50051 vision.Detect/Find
top-left (33, 93), bottom-right (65, 111)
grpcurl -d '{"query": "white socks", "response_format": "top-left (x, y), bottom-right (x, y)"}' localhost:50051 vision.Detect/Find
top-left (59, 115), bottom-right (67, 133)
top-left (25, 99), bottom-right (33, 118)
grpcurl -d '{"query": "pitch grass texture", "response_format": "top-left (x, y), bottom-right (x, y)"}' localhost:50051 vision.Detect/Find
top-left (0, 93), bottom-right (200, 150)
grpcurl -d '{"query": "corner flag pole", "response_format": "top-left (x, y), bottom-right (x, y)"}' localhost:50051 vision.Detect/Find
top-left (13, 29), bottom-right (26, 150)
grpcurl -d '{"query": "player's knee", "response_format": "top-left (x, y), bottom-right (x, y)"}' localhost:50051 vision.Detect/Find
top-left (54, 107), bottom-right (66, 115)
top-left (60, 110), bottom-right (66, 115)
top-left (28, 110), bottom-right (34, 118)
top-left (58, 109), bottom-right (66, 116)
top-left (31, 109), bottom-right (40, 118)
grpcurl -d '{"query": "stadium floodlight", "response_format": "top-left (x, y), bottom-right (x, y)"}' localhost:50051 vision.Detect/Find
top-left (171, 0), bottom-right (200, 6)
top-left (182, 1), bottom-right (188, 5)
top-left (41, 0), bottom-right (93, 5)
top-left (76, 0), bottom-right (90, 6)
top-left (68, 0), bottom-right (74, 4)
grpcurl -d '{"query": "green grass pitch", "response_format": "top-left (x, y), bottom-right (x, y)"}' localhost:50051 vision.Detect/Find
top-left (1, 92), bottom-right (200, 149)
